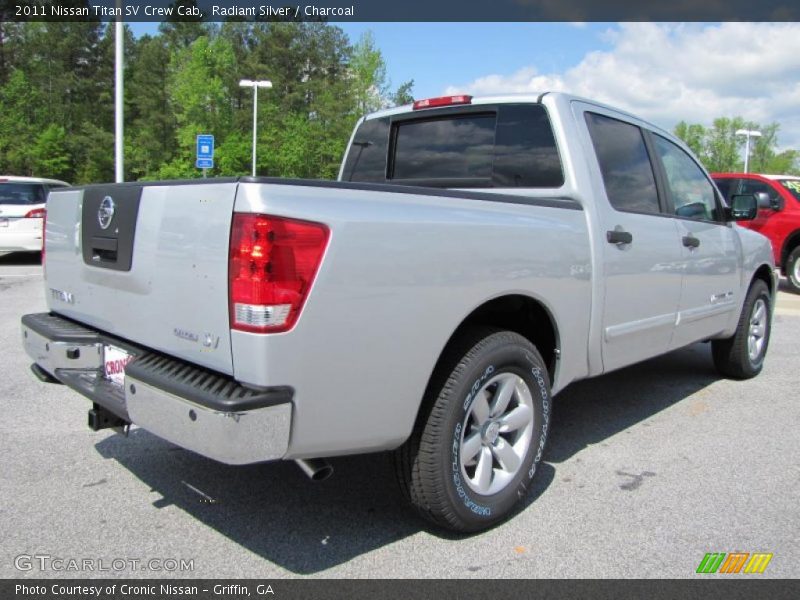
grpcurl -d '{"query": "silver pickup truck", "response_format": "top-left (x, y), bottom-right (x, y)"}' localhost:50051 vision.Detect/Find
top-left (22, 93), bottom-right (775, 532)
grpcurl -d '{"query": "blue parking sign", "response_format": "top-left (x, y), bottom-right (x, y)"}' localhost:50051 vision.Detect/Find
top-left (196, 134), bottom-right (214, 169)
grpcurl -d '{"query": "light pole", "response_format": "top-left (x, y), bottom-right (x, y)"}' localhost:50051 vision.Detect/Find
top-left (735, 129), bottom-right (762, 174)
top-left (114, 0), bottom-right (124, 183)
top-left (239, 79), bottom-right (273, 177)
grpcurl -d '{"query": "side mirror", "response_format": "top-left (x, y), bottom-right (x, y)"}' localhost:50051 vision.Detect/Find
top-left (754, 191), bottom-right (784, 212)
top-left (728, 194), bottom-right (758, 221)
top-left (675, 202), bottom-right (708, 220)
top-left (754, 192), bottom-right (772, 209)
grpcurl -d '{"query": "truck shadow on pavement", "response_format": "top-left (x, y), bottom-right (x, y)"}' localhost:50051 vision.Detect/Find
top-left (546, 342), bottom-right (721, 464)
top-left (94, 342), bottom-right (721, 574)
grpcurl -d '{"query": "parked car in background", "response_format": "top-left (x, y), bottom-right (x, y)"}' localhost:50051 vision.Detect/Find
top-left (0, 176), bottom-right (70, 254)
top-left (712, 173), bottom-right (800, 292)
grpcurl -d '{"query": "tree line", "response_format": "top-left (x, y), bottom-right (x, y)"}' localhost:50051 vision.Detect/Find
top-left (673, 117), bottom-right (799, 175)
top-left (0, 20), bottom-right (413, 183)
top-left (1, 19), bottom-right (797, 183)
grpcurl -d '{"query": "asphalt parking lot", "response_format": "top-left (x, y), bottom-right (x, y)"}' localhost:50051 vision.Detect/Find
top-left (1, 251), bottom-right (798, 579)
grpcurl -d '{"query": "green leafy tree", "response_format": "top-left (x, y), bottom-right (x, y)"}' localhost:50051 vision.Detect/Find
top-left (704, 117), bottom-right (747, 172)
top-left (127, 34), bottom-right (174, 179)
top-left (31, 124), bottom-right (70, 180)
top-left (0, 69), bottom-right (39, 174)
top-left (349, 31), bottom-right (389, 115)
top-left (216, 130), bottom-right (251, 175)
top-left (73, 122), bottom-right (115, 183)
top-left (675, 117), bottom-right (799, 174)
top-left (164, 34), bottom-right (237, 178)
top-left (673, 121), bottom-right (705, 159)
top-left (390, 80), bottom-right (415, 106)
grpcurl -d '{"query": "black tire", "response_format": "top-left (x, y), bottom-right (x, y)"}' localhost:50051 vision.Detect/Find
top-left (712, 280), bottom-right (772, 379)
top-left (395, 328), bottom-right (551, 532)
top-left (787, 247), bottom-right (800, 293)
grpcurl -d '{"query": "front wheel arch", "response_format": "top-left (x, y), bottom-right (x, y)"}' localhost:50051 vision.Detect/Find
top-left (712, 278), bottom-right (772, 379)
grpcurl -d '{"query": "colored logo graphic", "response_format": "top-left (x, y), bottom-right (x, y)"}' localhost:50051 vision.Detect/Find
top-left (696, 552), bottom-right (773, 574)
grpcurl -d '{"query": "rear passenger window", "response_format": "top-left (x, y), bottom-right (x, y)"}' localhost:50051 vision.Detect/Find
top-left (342, 117), bottom-right (390, 182)
top-left (585, 112), bottom-right (660, 214)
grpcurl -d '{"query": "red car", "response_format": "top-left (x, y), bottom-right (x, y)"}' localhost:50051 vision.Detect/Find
top-left (712, 173), bottom-right (800, 292)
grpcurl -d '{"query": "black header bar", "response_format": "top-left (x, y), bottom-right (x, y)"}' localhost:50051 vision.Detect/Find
top-left (3, 0), bottom-right (800, 22)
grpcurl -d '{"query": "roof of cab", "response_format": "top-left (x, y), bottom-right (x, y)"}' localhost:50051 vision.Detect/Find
top-left (363, 91), bottom-right (674, 138)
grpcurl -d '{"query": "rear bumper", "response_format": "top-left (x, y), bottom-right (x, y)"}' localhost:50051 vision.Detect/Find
top-left (0, 233), bottom-right (42, 251)
top-left (21, 312), bottom-right (293, 465)
top-left (0, 220), bottom-right (42, 252)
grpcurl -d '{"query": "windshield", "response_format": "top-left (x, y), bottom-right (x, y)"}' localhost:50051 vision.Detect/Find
top-left (0, 183), bottom-right (47, 205)
top-left (777, 179), bottom-right (800, 202)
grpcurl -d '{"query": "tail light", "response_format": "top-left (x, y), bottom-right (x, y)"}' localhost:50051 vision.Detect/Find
top-left (413, 95), bottom-right (473, 110)
top-left (229, 214), bottom-right (329, 333)
top-left (25, 208), bottom-right (46, 218)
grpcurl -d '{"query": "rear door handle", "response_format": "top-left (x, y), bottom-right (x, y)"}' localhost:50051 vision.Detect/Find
top-left (682, 235), bottom-right (700, 249)
top-left (606, 230), bottom-right (633, 245)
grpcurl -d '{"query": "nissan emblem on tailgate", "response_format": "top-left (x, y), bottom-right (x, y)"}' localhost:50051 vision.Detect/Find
top-left (98, 196), bottom-right (115, 230)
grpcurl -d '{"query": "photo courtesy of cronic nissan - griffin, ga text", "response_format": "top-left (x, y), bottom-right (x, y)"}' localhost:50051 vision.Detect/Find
top-left (21, 93), bottom-right (775, 532)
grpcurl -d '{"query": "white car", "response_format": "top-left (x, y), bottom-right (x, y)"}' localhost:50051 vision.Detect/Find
top-left (0, 176), bottom-right (70, 253)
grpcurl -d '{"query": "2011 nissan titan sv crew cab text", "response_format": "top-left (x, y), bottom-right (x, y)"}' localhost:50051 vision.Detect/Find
top-left (21, 93), bottom-right (775, 532)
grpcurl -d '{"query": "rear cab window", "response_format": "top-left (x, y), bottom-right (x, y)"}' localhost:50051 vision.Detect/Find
top-left (342, 103), bottom-right (564, 188)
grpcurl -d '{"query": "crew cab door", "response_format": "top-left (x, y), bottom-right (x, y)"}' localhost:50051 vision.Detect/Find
top-left (582, 109), bottom-right (684, 372)
top-left (648, 134), bottom-right (741, 347)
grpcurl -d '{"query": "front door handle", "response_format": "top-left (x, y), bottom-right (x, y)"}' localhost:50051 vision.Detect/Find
top-left (607, 230), bottom-right (633, 245)
top-left (682, 235), bottom-right (700, 249)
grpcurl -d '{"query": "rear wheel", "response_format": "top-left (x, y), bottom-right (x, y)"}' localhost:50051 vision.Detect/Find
top-left (395, 329), bottom-right (551, 532)
top-left (787, 247), bottom-right (800, 293)
top-left (712, 280), bottom-right (772, 379)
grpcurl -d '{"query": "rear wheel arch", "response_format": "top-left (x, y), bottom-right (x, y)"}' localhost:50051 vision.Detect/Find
top-left (405, 294), bottom-right (558, 444)
top-left (434, 294), bottom-right (560, 387)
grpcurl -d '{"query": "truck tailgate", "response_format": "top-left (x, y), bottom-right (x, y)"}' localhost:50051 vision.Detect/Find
top-left (44, 181), bottom-right (238, 375)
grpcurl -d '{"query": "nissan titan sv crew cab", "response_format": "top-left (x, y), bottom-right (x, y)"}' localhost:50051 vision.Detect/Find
top-left (711, 172), bottom-right (800, 292)
top-left (22, 93), bottom-right (775, 532)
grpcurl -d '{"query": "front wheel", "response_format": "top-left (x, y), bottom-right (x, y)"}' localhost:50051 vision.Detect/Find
top-left (712, 279), bottom-right (772, 379)
top-left (787, 247), bottom-right (800, 293)
top-left (395, 329), bottom-right (551, 532)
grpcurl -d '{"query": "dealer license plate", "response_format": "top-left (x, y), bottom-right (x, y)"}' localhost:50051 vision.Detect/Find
top-left (103, 345), bottom-right (133, 388)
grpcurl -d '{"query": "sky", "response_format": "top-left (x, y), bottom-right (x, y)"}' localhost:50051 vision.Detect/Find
top-left (129, 22), bottom-right (800, 150)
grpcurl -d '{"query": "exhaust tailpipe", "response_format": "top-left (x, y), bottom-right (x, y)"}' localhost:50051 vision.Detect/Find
top-left (295, 458), bottom-right (333, 482)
